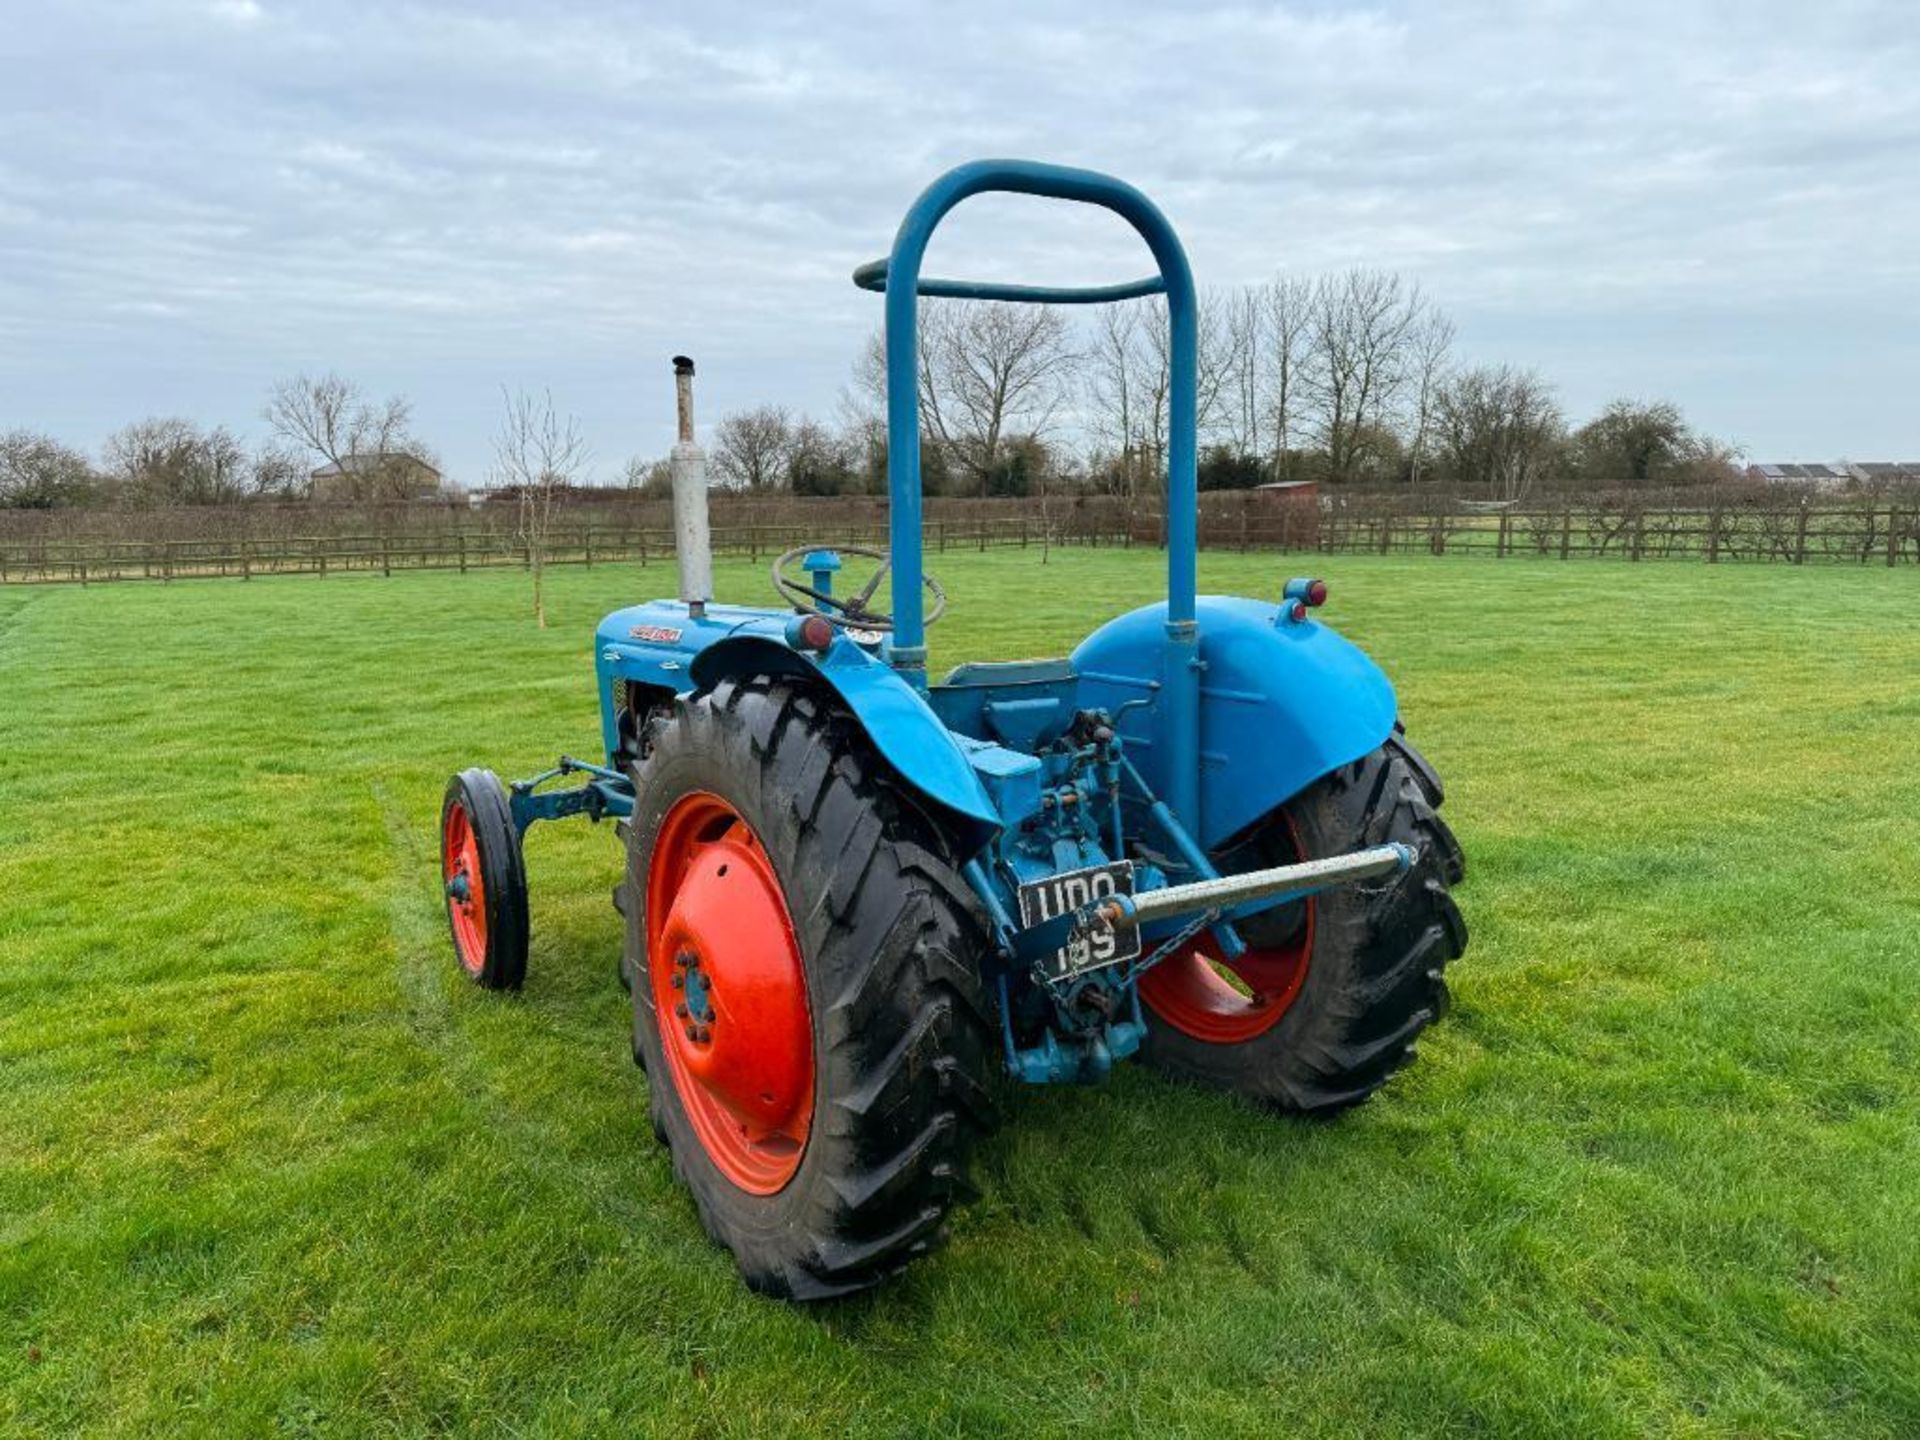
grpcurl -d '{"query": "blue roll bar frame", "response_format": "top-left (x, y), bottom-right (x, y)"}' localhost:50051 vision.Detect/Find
top-left (854, 158), bottom-right (1204, 832)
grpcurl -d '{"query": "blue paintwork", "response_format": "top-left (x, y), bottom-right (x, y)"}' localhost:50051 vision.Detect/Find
top-left (801, 548), bottom-right (841, 597)
top-left (853, 258), bottom-right (1167, 306)
top-left (491, 160), bottom-right (1421, 1088)
top-left (926, 658), bottom-right (1077, 750)
top-left (1072, 596), bottom-right (1398, 850)
top-left (592, 599), bottom-right (1001, 842)
top-left (863, 159), bottom-right (1202, 836)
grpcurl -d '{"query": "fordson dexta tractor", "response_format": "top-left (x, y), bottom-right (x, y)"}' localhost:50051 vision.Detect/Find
top-left (440, 160), bottom-right (1467, 1299)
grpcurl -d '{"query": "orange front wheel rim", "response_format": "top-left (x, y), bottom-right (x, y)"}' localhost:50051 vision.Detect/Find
top-left (442, 802), bottom-right (488, 974)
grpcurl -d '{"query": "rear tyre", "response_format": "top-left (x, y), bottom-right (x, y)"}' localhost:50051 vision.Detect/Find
top-left (440, 768), bottom-right (529, 991)
top-left (626, 676), bottom-right (996, 1299)
top-left (1138, 736), bottom-right (1466, 1115)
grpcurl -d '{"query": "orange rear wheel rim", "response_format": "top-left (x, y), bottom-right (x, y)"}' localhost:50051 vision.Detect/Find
top-left (647, 793), bottom-right (814, 1194)
top-left (1138, 816), bottom-right (1314, 1044)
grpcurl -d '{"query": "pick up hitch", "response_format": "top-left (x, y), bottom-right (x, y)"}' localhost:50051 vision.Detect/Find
top-left (1090, 842), bottom-right (1415, 939)
top-left (1006, 842), bottom-right (1416, 969)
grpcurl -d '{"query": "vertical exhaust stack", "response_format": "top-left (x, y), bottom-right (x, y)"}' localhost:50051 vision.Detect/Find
top-left (670, 355), bottom-right (713, 620)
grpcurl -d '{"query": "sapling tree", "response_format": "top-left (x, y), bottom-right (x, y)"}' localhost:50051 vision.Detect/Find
top-left (492, 387), bottom-right (590, 628)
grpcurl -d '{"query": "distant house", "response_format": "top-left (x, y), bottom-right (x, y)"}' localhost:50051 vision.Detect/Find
top-left (1747, 461), bottom-right (1920, 489)
top-left (310, 452), bottom-right (443, 502)
top-left (1848, 462), bottom-right (1920, 486)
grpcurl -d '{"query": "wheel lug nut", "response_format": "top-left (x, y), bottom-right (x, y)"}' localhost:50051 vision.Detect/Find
top-left (671, 974), bottom-right (684, 990)
top-left (674, 1001), bottom-right (688, 1018)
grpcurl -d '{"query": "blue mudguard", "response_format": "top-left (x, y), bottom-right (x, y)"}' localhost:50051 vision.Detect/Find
top-left (594, 600), bottom-right (1000, 848)
top-left (1071, 596), bottom-right (1397, 850)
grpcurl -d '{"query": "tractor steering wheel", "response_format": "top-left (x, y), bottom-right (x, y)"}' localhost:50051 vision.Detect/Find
top-left (771, 543), bottom-right (946, 634)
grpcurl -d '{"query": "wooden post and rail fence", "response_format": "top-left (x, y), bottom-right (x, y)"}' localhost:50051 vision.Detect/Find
top-left (0, 496), bottom-right (1914, 586)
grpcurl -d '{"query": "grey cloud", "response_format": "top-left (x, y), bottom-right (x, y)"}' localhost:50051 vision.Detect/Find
top-left (1, 0), bottom-right (1915, 481)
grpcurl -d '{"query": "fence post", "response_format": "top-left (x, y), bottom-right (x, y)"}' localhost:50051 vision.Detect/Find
top-left (164, 542), bottom-right (174, 583)
top-left (242, 539), bottom-right (251, 581)
top-left (381, 535), bottom-right (391, 578)
top-left (457, 534), bottom-right (467, 574)
top-left (1706, 505), bottom-right (1721, 564)
top-left (585, 526), bottom-right (594, 568)
top-left (1378, 515), bottom-right (1392, 555)
top-left (1496, 512), bottom-right (1510, 559)
top-left (1793, 506), bottom-right (1809, 565)
top-left (1630, 512), bottom-right (1645, 562)
top-left (1890, 506), bottom-right (1900, 568)
top-left (639, 532), bottom-right (648, 567)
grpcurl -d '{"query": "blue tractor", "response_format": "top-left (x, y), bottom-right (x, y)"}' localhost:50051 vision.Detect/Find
top-left (440, 160), bottom-right (1467, 1299)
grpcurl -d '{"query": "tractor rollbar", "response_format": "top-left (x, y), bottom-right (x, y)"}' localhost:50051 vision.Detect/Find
top-left (859, 159), bottom-right (1203, 834)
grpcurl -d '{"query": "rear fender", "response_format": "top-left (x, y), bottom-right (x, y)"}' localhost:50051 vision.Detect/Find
top-left (1072, 596), bottom-right (1397, 849)
top-left (690, 635), bottom-right (1001, 850)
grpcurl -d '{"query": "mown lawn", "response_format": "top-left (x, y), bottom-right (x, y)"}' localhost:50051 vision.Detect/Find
top-left (2, 549), bottom-right (1917, 1438)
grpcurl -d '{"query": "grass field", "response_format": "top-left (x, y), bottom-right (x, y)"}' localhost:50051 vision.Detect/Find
top-left (2, 551), bottom-right (1917, 1438)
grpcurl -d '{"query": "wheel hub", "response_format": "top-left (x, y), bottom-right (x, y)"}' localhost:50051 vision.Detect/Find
top-left (648, 794), bottom-right (814, 1194)
top-left (441, 804), bottom-right (487, 975)
top-left (1138, 815), bottom-right (1316, 1044)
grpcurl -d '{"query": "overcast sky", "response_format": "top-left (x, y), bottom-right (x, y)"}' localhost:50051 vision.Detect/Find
top-left (2, 0), bottom-right (1915, 484)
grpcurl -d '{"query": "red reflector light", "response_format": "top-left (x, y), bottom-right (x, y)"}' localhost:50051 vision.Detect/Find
top-left (799, 615), bottom-right (835, 650)
top-left (1305, 579), bottom-right (1327, 607)
top-left (1287, 600), bottom-right (1307, 622)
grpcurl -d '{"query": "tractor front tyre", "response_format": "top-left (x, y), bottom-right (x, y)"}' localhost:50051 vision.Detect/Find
top-left (1137, 735), bottom-right (1466, 1115)
top-left (440, 768), bottom-right (530, 991)
top-left (625, 676), bottom-right (996, 1300)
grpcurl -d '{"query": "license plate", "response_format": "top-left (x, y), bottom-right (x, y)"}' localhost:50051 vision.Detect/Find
top-left (1016, 861), bottom-right (1139, 982)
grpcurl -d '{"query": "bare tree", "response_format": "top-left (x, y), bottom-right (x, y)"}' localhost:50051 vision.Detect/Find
top-left (1193, 290), bottom-right (1233, 447)
top-left (250, 443), bottom-right (309, 500)
top-left (1085, 301), bottom-right (1150, 501)
top-left (622, 455), bottom-right (673, 496)
top-left (916, 301), bottom-right (1074, 497)
top-left (0, 430), bottom-right (97, 509)
top-left (104, 418), bottom-right (254, 506)
top-left (1404, 310), bottom-right (1455, 485)
top-left (1217, 288), bottom-right (1262, 460)
top-left (492, 387), bottom-right (590, 628)
top-left (1305, 269), bottom-right (1426, 484)
top-left (712, 405), bottom-right (793, 490)
top-left (1433, 365), bottom-right (1565, 502)
top-left (265, 372), bottom-right (431, 500)
top-left (1258, 276), bottom-right (1316, 480)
